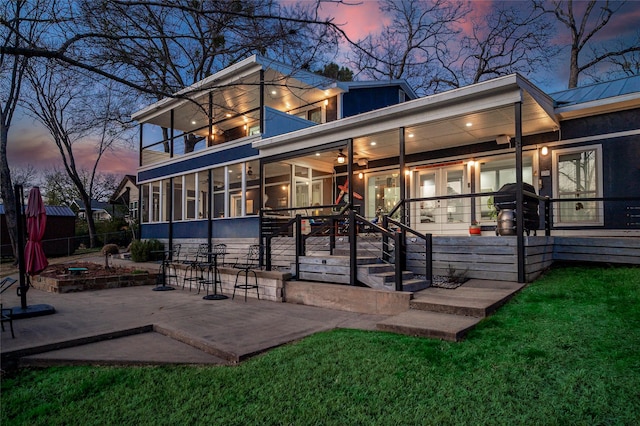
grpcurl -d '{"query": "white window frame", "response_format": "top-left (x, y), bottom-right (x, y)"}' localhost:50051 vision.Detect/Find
top-left (552, 144), bottom-right (604, 226)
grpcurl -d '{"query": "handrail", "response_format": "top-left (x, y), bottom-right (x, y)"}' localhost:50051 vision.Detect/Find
top-left (260, 204), bottom-right (437, 291)
top-left (386, 217), bottom-right (433, 286)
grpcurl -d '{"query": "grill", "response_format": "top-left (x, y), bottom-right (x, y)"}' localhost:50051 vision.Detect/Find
top-left (494, 183), bottom-right (539, 236)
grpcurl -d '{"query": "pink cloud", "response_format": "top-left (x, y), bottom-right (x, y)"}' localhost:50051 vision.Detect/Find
top-left (319, 1), bottom-right (388, 42)
top-left (7, 114), bottom-right (138, 178)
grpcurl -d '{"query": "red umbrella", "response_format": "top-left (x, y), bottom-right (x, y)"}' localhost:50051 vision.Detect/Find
top-left (24, 187), bottom-right (48, 275)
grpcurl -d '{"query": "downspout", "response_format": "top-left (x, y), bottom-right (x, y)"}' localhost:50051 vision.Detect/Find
top-left (515, 101), bottom-right (525, 283)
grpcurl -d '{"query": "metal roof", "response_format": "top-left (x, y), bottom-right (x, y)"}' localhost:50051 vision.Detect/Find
top-left (0, 205), bottom-right (76, 217)
top-left (551, 75), bottom-right (640, 107)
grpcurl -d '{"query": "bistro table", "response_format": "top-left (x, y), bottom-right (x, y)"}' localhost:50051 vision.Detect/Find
top-left (201, 252), bottom-right (228, 300)
top-left (151, 250), bottom-right (176, 291)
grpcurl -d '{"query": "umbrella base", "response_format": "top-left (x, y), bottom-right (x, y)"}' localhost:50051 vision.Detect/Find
top-left (9, 304), bottom-right (56, 319)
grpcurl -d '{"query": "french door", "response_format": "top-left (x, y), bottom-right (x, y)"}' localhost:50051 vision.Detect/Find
top-left (413, 165), bottom-right (469, 233)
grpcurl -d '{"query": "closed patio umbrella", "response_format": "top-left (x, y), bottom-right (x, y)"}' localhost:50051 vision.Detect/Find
top-left (11, 184), bottom-right (55, 318)
top-left (24, 187), bottom-right (48, 275)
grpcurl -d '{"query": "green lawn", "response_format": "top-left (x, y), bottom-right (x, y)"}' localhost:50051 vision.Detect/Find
top-left (2, 265), bottom-right (639, 425)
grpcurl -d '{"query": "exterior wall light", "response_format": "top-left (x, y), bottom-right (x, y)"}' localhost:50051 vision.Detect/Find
top-left (541, 146), bottom-right (549, 156)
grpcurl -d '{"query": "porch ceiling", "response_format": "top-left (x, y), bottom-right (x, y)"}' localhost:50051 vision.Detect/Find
top-left (132, 55), bottom-right (341, 133)
top-left (255, 74), bottom-right (559, 163)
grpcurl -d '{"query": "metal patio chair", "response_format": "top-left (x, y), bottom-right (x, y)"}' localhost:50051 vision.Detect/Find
top-left (232, 245), bottom-right (262, 301)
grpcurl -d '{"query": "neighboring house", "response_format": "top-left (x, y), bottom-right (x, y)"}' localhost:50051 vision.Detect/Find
top-left (109, 175), bottom-right (139, 223)
top-left (132, 55), bottom-right (640, 288)
top-left (71, 199), bottom-right (113, 222)
top-left (0, 204), bottom-right (76, 257)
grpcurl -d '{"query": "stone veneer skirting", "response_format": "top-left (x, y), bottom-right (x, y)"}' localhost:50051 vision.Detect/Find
top-left (33, 273), bottom-right (158, 293)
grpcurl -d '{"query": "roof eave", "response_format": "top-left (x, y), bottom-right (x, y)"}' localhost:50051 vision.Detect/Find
top-left (555, 92), bottom-right (640, 120)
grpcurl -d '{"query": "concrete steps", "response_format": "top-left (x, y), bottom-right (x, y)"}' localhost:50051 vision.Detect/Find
top-left (295, 255), bottom-right (428, 292)
top-left (376, 280), bottom-right (525, 341)
top-left (377, 310), bottom-right (481, 341)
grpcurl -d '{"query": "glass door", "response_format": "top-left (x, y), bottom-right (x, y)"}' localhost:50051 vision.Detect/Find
top-left (414, 165), bottom-right (468, 233)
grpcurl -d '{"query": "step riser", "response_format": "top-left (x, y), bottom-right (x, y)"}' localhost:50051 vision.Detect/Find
top-left (376, 323), bottom-right (473, 342)
top-left (410, 300), bottom-right (486, 317)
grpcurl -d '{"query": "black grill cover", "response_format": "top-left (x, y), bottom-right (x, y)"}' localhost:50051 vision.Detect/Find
top-left (493, 183), bottom-right (539, 211)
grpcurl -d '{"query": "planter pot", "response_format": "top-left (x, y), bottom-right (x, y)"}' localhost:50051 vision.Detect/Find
top-left (469, 226), bottom-right (482, 235)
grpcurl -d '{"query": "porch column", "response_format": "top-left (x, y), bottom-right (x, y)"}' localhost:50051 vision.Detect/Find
top-left (259, 69), bottom-right (265, 134)
top-left (170, 109), bottom-right (174, 158)
top-left (207, 169), bottom-right (212, 248)
top-left (138, 123), bottom-right (143, 167)
top-left (208, 92), bottom-right (213, 147)
top-left (399, 127), bottom-right (406, 225)
top-left (348, 138), bottom-right (357, 286)
top-left (515, 101), bottom-right (525, 283)
top-left (168, 176), bottom-right (174, 252)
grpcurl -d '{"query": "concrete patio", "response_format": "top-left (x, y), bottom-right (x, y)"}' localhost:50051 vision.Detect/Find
top-left (1, 253), bottom-right (524, 370)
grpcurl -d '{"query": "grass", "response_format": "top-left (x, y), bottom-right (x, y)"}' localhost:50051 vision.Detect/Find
top-left (2, 264), bottom-right (639, 425)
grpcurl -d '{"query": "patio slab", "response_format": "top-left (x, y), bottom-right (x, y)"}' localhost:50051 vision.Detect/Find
top-left (1, 272), bottom-right (388, 369)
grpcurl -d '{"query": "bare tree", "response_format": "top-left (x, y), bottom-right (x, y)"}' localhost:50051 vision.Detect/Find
top-left (433, 2), bottom-right (557, 91)
top-left (41, 168), bottom-right (77, 206)
top-left (0, 0), bottom-right (51, 260)
top-left (349, 0), bottom-right (469, 95)
top-left (23, 61), bottom-right (130, 247)
top-left (539, 0), bottom-right (640, 88)
top-left (42, 167), bottom-right (119, 206)
top-left (78, 0), bottom-right (341, 153)
top-left (8, 165), bottom-right (40, 192)
top-left (1, 0), bottom-right (347, 254)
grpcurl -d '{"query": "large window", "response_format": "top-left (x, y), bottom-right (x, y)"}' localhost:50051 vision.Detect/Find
top-left (553, 145), bottom-right (602, 224)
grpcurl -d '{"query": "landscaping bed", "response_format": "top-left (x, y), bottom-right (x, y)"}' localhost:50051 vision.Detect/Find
top-left (32, 262), bottom-right (157, 293)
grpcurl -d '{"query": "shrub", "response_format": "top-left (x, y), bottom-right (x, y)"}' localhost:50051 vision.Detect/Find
top-left (130, 239), bottom-right (164, 262)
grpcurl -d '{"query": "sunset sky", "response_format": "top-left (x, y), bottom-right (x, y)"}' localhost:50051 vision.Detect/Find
top-left (7, 0), bottom-right (640, 179)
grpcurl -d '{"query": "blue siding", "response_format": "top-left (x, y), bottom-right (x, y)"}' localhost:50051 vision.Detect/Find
top-left (212, 217), bottom-right (259, 238)
top-left (141, 217), bottom-right (259, 240)
top-left (141, 223), bottom-right (169, 239)
top-left (173, 220), bottom-right (209, 238)
top-left (263, 106), bottom-right (316, 138)
top-left (138, 143), bottom-right (259, 182)
top-left (342, 86), bottom-right (402, 117)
